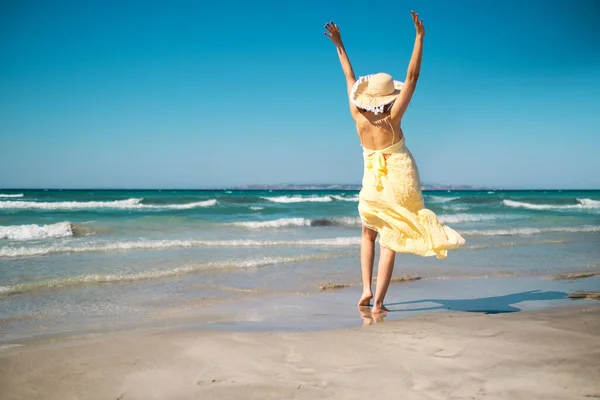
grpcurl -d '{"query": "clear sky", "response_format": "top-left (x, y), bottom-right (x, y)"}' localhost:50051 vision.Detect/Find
top-left (1, 0), bottom-right (599, 189)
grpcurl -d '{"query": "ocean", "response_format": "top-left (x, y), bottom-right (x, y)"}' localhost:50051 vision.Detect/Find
top-left (1, 189), bottom-right (599, 341)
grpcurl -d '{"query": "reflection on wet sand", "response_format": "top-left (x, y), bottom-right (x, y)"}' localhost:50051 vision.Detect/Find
top-left (358, 306), bottom-right (386, 326)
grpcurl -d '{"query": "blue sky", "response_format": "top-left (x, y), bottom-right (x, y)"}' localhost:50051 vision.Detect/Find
top-left (1, 0), bottom-right (599, 189)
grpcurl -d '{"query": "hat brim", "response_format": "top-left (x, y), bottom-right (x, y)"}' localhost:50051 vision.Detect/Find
top-left (350, 75), bottom-right (404, 113)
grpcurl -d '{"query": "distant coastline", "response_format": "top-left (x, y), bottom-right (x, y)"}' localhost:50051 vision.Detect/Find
top-left (2, 185), bottom-right (598, 191)
top-left (232, 184), bottom-right (489, 191)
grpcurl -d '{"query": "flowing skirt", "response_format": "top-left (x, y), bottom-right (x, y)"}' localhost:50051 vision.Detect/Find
top-left (358, 138), bottom-right (465, 259)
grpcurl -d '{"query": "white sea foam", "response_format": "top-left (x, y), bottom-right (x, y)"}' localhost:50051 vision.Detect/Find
top-left (261, 195), bottom-right (333, 203)
top-left (503, 198), bottom-right (600, 210)
top-left (441, 204), bottom-right (470, 212)
top-left (578, 198), bottom-right (600, 207)
top-left (232, 218), bottom-right (311, 229)
top-left (0, 193), bottom-right (24, 198)
top-left (438, 214), bottom-right (500, 224)
top-left (0, 222), bottom-right (73, 240)
top-left (0, 237), bottom-right (361, 258)
top-left (331, 195), bottom-right (360, 202)
top-left (0, 198), bottom-right (217, 210)
top-left (260, 194), bottom-right (358, 203)
top-left (327, 216), bottom-right (362, 226)
top-left (427, 196), bottom-right (460, 203)
top-left (463, 240), bottom-right (568, 250)
top-left (462, 225), bottom-right (600, 237)
top-left (231, 217), bottom-right (362, 229)
top-left (0, 253), bottom-right (342, 295)
top-left (146, 199), bottom-right (217, 209)
top-left (249, 206), bottom-right (264, 211)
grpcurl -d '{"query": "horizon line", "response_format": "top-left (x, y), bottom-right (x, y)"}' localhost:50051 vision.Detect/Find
top-left (2, 186), bottom-right (600, 191)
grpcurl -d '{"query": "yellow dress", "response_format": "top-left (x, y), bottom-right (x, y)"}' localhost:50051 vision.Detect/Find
top-left (358, 126), bottom-right (465, 259)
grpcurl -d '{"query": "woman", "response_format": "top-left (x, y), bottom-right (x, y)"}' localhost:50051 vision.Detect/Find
top-left (325, 11), bottom-right (465, 314)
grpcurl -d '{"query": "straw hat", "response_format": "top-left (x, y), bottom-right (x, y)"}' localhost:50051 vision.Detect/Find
top-left (350, 73), bottom-right (403, 114)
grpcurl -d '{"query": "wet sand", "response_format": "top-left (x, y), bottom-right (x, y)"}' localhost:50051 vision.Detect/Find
top-left (1, 305), bottom-right (599, 400)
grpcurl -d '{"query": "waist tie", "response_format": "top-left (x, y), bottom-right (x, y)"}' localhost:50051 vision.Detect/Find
top-left (365, 151), bottom-right (387, 191)
top-left (363, 139), bottom-right (405, 191)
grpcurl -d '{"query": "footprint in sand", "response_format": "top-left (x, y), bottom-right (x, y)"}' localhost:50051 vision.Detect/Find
top-left (433, 346), bottom-right (463, 358)
top-left (196, 379), bottom-right (227, 386)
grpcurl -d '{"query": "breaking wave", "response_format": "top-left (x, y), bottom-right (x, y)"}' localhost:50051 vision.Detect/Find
top-left (260, 194), bottom-right (360, 203)
top-left (230, 217), bottom-right (361, 229)
top-left (441, 204), bottom-right (470, 212)
top-left (503, 198), bottom-right (600, 211)
top-left (0, 222), bottom-right (99, 241)
top-left (0, 253), bottom-right (342, 295)
top-left (261, 195), bottom-right (333, 203)
top-left (461, 225), bottom-right (600, 237)
top-left (0, 193), bottom-right (24, 198)
top-left (0, 198), bottom-right (217, 210)
top-left (427, 196), bottom-right (460, 203)
top-left (0, 237), bottom-right (361, 258)
top-left (438, 214), bottom-right (502, 224)
top-left (331, 195), bottom-right (360, 202)
top-left (463, 239), bottom-right (568, 250)
top-left (0, 222), bottom-right (74, 240)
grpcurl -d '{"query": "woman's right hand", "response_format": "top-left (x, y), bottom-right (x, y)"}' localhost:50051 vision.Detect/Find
top-left (324, 22), bottom-right (344, 47)
top-left (411, 11), bottom-right (425, 37)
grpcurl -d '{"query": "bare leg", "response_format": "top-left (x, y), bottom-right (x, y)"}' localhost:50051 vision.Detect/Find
top-left (358, 225), bottom-right (377, 306)
top-left (372, 244), bottom-right (396, 314)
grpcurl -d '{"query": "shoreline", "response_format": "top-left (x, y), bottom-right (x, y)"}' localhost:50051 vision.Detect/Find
top-left (2, 274), bottom-right (599, 346)
top-left (1, 305), bottom-right (598, 400)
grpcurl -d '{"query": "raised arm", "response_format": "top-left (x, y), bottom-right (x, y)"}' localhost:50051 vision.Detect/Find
top-left (324, 22), bottom-right (359, 118)
top-left (390, 11), bottom-right (425, 121)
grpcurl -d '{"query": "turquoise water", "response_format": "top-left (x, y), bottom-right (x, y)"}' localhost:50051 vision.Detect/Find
top-left (1, 189), bottom-right (599, 340)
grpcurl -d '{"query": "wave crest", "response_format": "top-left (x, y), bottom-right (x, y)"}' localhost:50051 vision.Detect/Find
top-left (0, 253), bottom-right (342, 295)
top-left (261, 194), bottom-right (359, 203)
top-left (230, 217), bottom-right (361, 229)
top-left (462, 225), bottom-right (600, 237)
top-left (0, 198), bottom-right (217, 210)
top-left (261, 195), bottom-right (333, 203)
top-left (503, 198), bottom-right (600, 210)
top-left (441, 204), bottom-right (470, 212)
top-left (0, 222), bottom-right (74, 240)
top-left (331, 195), bottom-right (359, 202)
top-left (0, 237), bottom-right (361, 258)
top-left (0, 193), bottom-right (24, 198)
top-left (232, 218), bottom-right (310, 229)
top-left (438, 214), bottom-right (500, 224)
top-left (427, 196), bottom-right (460, 203)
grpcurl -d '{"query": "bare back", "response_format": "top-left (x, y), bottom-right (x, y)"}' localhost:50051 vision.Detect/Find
top-left (355, 111), bottom-right (404, 150)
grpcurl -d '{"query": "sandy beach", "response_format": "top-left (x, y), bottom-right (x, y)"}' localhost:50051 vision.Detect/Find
top-left (3, 0), bottom-right (600, 398)
top-left (1, 304), bottom-right (599, 400)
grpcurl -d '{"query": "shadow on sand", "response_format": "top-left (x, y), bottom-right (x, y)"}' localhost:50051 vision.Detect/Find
top-left (386, 290), bottom-right (569, 314)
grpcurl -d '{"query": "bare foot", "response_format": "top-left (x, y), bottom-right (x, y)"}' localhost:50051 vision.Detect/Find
top-left (358, 291), bottom-right (373, 306)
top-left (371, 304), bottom-right (390, 314)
